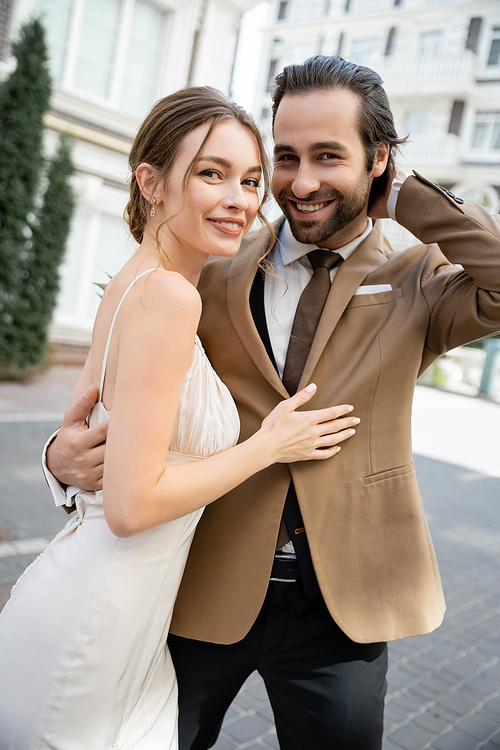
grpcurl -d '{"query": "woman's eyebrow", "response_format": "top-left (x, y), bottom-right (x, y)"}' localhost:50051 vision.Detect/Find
top-left (197, 156), bottom-right (261, 173)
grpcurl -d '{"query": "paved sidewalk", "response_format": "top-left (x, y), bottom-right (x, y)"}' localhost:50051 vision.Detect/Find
top-left (1, 366), bottom-right (500, 749)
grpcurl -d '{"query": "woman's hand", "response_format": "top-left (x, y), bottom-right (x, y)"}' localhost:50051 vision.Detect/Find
top-left (259, 384), bottom-right (359, 464)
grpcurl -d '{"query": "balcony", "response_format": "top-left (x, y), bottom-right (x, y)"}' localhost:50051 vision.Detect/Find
top-left (286, 0), bottom-right (327, 24)
top-left (376, 52), bottom-right (477, 95)
top-left (398, 135), bottom-right (459, 166)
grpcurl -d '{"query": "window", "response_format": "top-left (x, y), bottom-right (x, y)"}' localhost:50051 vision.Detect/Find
top-left (350, 38), bottom-right (378, 66)
top-left (448, 101), bottom-right (465, 136)
top-left (337, 32), bottom-right (344, 56)
top-left (471, 112), bottom-right (500, 151)
top-left (277, 1), bottom-right (288, 20)
top-left (418, 30), bottom-right (443, 56)
top-left (404, 110), bottom-right (428, 136)
top-left (35, 0), bottom-right (166, 117)
top-left (266, 59), bottom-right (278, 92)
top-left (385, 27), bottom-right (396, 56)
top-left (465, 17), bottom-right (482, 54)
top-left (487, 27), bottom-right (500, 66)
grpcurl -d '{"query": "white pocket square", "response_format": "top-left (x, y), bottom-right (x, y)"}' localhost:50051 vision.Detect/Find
top-left (353, 284), bottom-right (393, 295)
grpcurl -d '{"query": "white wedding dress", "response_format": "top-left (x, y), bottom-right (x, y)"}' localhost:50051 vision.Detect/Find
top-left (0, 270), bottom-right (240, 749)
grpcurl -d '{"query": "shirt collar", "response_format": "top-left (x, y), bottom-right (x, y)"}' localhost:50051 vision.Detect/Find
top-left (279, 218), bottom-right (373, 267)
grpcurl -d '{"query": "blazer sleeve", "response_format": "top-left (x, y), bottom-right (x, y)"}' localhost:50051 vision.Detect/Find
top-left (395, 172), bottom-right (500, 355)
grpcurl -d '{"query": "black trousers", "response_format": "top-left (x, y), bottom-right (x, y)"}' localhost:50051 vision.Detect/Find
top-left (168, 579), bottom-right (388, 750)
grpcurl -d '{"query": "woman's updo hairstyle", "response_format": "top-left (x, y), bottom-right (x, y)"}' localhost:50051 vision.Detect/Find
top-left (125, 86), bottom-right (271, 245)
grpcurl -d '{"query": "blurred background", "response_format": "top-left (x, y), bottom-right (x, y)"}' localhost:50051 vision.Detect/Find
top-left (1, 0), bottom-right (499, 393)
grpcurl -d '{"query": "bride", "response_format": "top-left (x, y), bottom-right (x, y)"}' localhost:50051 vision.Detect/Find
top-left (0, 87), bottom-right (356, 748)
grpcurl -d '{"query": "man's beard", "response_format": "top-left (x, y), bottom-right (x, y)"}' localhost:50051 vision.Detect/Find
top-left (274, 170), bottom-right (371, 245)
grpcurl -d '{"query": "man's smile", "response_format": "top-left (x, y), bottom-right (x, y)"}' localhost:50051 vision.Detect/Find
top-left (288, 199), bottom-right (336, 217)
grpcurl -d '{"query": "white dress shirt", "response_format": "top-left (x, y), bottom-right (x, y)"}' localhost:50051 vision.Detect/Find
top-left (264, 219), bottom-right (373, 376)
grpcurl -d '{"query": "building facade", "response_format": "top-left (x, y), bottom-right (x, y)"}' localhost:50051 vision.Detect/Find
top-left (1, 0), bottom-right (255, 349)
top-left (253, 0), bottom-right (500, 248)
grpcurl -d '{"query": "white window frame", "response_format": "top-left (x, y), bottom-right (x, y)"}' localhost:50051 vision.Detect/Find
top-left (470, 111), bottom-right (500, 154)
top-left (418, 30), bottom-right (443, 57)
top-left (33, 0), bottom-right (170, 114)
top-left (487, 26), bottom-right (500, 66)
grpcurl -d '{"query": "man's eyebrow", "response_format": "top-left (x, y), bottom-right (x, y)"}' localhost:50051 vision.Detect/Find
top-left (197, 156), bottom-right (261, 173)
top-left (309, 141), bottom-right (346, 152)
top-left (274, 141), bottom-right (347, 155)
top-left (274, 144), bottom-right (297, 155)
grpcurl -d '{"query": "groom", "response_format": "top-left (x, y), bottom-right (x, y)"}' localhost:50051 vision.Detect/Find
top-left (46, 56), bottom-right (500, 749)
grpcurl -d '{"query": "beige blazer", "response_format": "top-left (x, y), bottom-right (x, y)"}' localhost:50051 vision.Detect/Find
top-left (170, 173), bottom-right (500, 645)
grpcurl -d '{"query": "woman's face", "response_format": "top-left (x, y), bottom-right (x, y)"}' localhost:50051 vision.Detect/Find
top-left (161, 119), bottom-right (262, 261)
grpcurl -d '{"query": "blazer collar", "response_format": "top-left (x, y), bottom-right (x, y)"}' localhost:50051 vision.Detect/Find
top-left (227, 217), bottom-right (289, 397)
top-left (227, 217), bottom-right (389, 395)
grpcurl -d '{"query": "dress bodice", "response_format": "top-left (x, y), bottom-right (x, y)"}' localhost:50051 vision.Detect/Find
top-left (89, 268), bottom-right (240, 472)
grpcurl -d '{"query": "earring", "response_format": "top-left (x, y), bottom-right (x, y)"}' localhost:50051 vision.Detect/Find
top-left (150, 197), bottom-right (157, 217)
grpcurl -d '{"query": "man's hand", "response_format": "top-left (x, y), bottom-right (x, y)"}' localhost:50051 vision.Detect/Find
top-left (47, 385), bottom-right (108, 491)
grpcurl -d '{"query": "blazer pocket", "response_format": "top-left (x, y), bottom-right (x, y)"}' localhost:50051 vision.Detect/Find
top-left (346, 287), bottom-right (403, 309)
top-left (363, 462), bottom-right (414, 485)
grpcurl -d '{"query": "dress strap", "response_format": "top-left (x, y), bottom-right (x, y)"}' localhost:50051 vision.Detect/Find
top-left (99, 268), bottom-right (157, 397)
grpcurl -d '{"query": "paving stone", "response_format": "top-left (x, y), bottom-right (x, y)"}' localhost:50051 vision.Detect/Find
top-left (443, 657), bottom-right (489, 679)
top-left (382, 740), bottom-right (406, 750)
top-left (255, 703), bottom-right (274, 722)
top-left (484, 664), bottom-right (500, 681)
top-left (232, 692), bottom-right (262, 711)
top-left (262, 732), bottom-right (279, 749)
top-left (482, 696), bottom-right (500, 717)
top-left (411, 710), bottom-right (452, 735)
top-left (455, 715), bottom-right (500, 741)
top-left (464, 674), bottom-right (500, 697)
top-left (480, 642), bottom-right (500, 657)
top-left (385, 721), bottom-right (434, 749)
top-left (223, 715), bottom-right (271, 744)
top-left (437, 692), bottom-right (481, 716)
top-left (211, 734), bottom-right (239, 750)
top-left (388, 667), bottom-right (419, 690)
top-left (432, 729), bottom-right (483, 750)
top-left (385, 701), bottom-right (410, 724)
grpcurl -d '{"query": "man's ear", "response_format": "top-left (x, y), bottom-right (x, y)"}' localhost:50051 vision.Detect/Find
top-left (372, 144), bottom-right (390, 178)
top-left (135, 163), bottom-right (162, 206)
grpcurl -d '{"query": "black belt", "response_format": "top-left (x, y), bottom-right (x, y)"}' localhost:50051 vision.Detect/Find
top-left (270, 555), bottom-right (301, 582)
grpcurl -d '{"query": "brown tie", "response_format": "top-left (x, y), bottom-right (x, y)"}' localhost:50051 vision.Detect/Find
top-left (276, 249), bottom-right (342, 550)
top-left (282, 249), bottom-right (343, 396)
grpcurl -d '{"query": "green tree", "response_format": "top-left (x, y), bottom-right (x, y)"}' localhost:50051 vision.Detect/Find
top-left (0, 18), bottom-right (75, 378)
top-left (13, 135), bottom-right (76, 370)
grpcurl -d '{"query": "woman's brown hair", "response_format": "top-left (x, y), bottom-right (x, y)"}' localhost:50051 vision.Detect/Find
top-left (125, 86), bottom-right (272, 246)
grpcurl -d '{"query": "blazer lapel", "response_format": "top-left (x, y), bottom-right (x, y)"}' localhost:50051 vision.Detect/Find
top-left (227, 219), bottom-right (289, 397)
top-left (299, 222), bottom-right (389, 389)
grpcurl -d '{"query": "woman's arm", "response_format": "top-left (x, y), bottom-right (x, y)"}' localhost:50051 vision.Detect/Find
top-left (103, 271), bottom-right (357, 538)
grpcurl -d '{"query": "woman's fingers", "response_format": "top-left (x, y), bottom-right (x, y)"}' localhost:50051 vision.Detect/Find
top-left (318, 415), bottom-right (360, 435)
top-left (284, 383), bottom-right (318, 411)
top-left (316, 427), bottom-right (356, 448)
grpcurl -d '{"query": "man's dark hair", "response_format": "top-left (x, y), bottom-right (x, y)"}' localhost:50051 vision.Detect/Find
top-left (271, 55), bottom-right (407, 207)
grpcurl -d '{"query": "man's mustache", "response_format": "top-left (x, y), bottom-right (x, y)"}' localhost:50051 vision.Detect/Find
top-left (275, 188), bottom-right (343, 204)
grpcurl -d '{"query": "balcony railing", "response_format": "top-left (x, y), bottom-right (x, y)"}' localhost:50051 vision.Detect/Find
top-left (287, 0), bottom-right (328, 23)
top-left (375, 52), bottom-right (477, 94)
top-left (398, 135), bottom-right (459, 165)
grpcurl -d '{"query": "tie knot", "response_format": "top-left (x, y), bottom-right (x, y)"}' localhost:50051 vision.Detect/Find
top-left (307, 249), bottom-right (342, 272)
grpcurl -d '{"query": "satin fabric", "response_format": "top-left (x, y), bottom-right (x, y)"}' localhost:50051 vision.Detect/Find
top-left (0, 312), bottom-right (239, 749)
